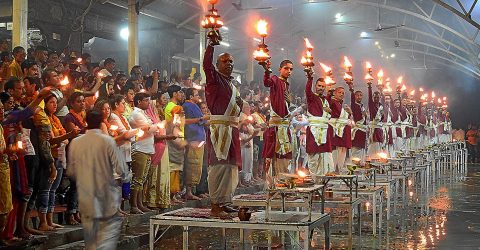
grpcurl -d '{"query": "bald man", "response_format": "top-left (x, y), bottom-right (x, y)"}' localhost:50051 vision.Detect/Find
top-left (203, 39), bottom-right (243, 216)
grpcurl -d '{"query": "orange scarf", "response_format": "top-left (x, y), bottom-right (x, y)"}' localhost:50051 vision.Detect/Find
top-left (48, 114), bottom-right (66, 136)
top-left (69, 109), bottom-right (87, 128)
top-left (113, 111), bottom-right (130, 130)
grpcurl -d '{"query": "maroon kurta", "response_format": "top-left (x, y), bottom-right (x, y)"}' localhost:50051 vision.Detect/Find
top-left (368, 86), bottom-right (384, 143)
top-left (437, 112), bottom-right (445, 134)
top-left (383, 103), bottom-right (394, 145)
top-left (328, 96), bottom-right (352, 149)
top-left (350, 90), bottom-right (366, 148)
top-left (305, 77), bottom-right (333, 154)
top-left (417, 104), bottom-right (427, 137)
top-left (203, 45), bottom-right (242, 168)
top-left (262, 73), bottom-right (292, 159)
top-left (391, 106), bottom-right (402, 138)
top-left (400, 106), bottom-right (409, 138)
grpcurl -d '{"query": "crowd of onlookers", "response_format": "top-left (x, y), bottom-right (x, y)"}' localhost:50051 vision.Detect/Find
top-left (0, 40), bottom-right (293, 245)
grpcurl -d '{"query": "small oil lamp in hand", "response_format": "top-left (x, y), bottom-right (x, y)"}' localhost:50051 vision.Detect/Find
top-left (253, 19), bottom-right (271, 72)
top-left (343, 56), bottom-right (353, 87)
top-left (376, 69), bottom-right (384, 89)
top-left (201, 0), bottom-right (224, 46)
top-left (364, 62), bottom-right (373, 85)
top-left (301, 38), bottom-right (315, 76)
top-left (320, 63), bottom-right (336, 87)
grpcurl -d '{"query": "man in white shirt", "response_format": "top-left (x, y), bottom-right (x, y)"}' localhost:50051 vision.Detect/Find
top-left (128, 92), bottom-right (158, 214)
top-left (67, 111), bottom-right (127, 250)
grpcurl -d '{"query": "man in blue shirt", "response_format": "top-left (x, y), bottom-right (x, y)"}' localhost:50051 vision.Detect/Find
top-left (182, 88), bottom-right (208, 200)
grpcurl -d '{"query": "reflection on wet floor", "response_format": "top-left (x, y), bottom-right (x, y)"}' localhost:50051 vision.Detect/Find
top-left (154, 164), bottom-right (480, 249)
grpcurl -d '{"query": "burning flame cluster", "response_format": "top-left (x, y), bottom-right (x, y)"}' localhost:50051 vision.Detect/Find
top-left (300, 38), bottom-right (314, 67)
top-left (253, 19), bottom-right (271, 62)
top-left (201, 0), bottom-right (223, 29)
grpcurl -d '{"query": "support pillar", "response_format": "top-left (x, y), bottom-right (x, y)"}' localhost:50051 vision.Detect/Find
top-left (12, 0), bottom-right (28, 49)
top-left (128, 0), bottom-right (139, 72)
top-left (199, 29), bottom-right (206, 83)
top-left (246, 42), bottom-right (254, 83)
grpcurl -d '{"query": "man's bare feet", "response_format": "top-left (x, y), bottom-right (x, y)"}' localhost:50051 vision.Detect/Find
top-left (73, 213), bottom-right (81, 223)
top-left (38, 223), bottom-right (56, 232)
top-left (130, 207), bottom-right (144, 215)
top-left (67, 214), bottom-right (80, 225)
top-left (184, 193), bottom-right (202, 201)
top-left (49, 223), bottom-right (64, 229)
top-left (25, 226), bottom-right (44, 235)
top-left (138, 205), bottom-right (152, 213)
top-left (198, 193), bottom-right (209, 198)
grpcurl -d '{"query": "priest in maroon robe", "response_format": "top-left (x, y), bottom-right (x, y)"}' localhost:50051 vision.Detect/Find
top-left (349, 86), bottom-right (367, 162)
top-left (327, 87), bottom-right (352, 171)
top-left (262, 60), bottom-right (294, 176)
top-left (367, 83), bottom-right (384, 156)
top-left (203, 41), bottom-right (243, 216)
top-left (305, 74), bottom-right (334, 175)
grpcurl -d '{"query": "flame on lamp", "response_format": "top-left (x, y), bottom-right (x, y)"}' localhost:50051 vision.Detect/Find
top-left (377, 69), bottom-right (384, 78)
top-left (136, 129), bottom-right (145, 137)
top-left (207, 0), bottom-right (218, 5)
top-left (366, 61), bottom-right (372, 71)
top-left (320, 63), bottom-right (332, 74)
top-left (419, 87), bottom-right (424, 92)
top-left (325, 76), bottom-right (335, 85)
top-left (410, 90), bottom-right (415, 96)
top-left (17, 141), bottom-right (23, 149)
top-left (253, 48), bottom-right (270, 61)
top-left (397, 76), bottom-right (403, 84)
top-left (443, 96), bottom-right (447, 101)
top-left (343, 56), bottom-right (352, 70)
top-left (401, 84), bottom-right (406, 92)
top-left (437, 98), bottom-right (442, 104)
top-left (256, 19), bottom-right (268, 37)
top-left (377, 152), bottom-right (388, 159)
top-left (76, 58), bottom-right (82, 63)
top-left (110, 125), bottom-right (118, 131)
top-left (304, 38), bottom-right (313, 49)
top-left (247, 115), bottom-right (254, 121)
top-left (431, 91), bottom-right (436, 99)
top-left (60, 76), bottom-right (69, 86)
top-left (297, 170), bottom-right (307, 178)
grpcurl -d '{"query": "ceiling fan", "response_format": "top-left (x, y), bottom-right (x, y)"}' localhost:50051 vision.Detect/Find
top-left (232, 0), bottom-right (273, 10)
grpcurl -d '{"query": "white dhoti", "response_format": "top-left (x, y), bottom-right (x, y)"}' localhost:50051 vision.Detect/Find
top-left (208, 164), bottom-right (238, 205)
top-left (307, 152), bottom-right (334, 175)
top-left (332, 147), bottom-right (347, 172)
top-left (240, 145), bottom-right (254, 182)
top-left (387, 144), bottom-right (395, 158)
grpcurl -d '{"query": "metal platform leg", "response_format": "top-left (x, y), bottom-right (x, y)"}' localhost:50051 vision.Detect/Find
top-left (183, 226), bottom-right (189, 250)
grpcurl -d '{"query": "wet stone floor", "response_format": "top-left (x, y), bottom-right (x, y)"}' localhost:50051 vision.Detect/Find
top-left (153, 164), bottom-right (480, 249)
